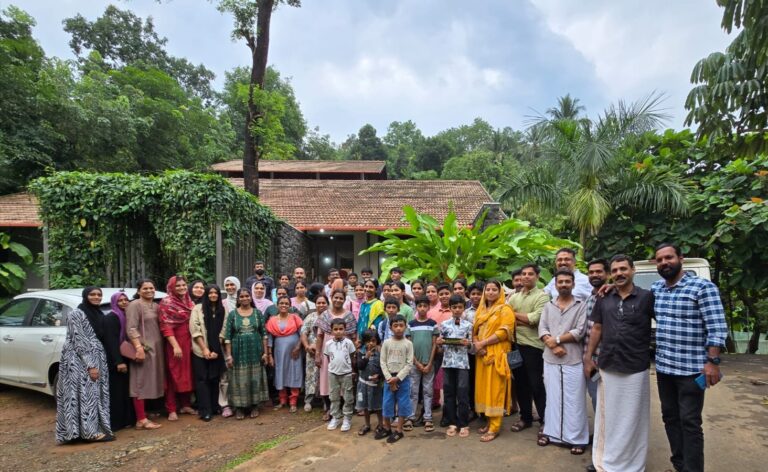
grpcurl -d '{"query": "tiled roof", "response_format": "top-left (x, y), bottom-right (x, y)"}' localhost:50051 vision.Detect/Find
top-left (231, 179), bottom-right (496, 230)
top-left (212, 159), bottom-right (386, 174)
top-left (0, 192), bottom-right (41, 227)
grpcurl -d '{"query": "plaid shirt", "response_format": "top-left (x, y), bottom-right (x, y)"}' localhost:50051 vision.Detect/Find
top-left (651, 273), bottom-right (727, 376)
top-left (583, 293), bottom-right (600, 361)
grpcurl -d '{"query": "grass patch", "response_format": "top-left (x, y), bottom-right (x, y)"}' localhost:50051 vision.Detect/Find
top-left (218, 434), bottom-right (292, 471)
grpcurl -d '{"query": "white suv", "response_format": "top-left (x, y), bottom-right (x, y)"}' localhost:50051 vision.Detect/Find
top-left (0, 288), bottom-right (165, 397)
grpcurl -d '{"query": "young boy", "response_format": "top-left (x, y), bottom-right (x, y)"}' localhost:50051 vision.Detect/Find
top-left (324, 318), bottom-right (356, 432)
top-left (428, 283), bottom-right (453, 324)
top-left (356, 329), bottom-right (384, 436)
top-left (406, 296), bottom-right (438, 432)
top-left (377, 314), bottom-right (413, 443)
top-left (378, 297), bottom-right (401, 343)
top-left (437, 295), bottom-right (473, 438)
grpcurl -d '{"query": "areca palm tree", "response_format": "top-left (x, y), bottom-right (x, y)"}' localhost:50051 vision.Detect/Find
top-left (500, 93), bottom-right (689, 255)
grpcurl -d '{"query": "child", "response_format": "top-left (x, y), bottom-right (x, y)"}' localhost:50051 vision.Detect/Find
top-left (463, 282), bottom-right (484, 419)
top-left (406, 296), bottom-right (438, 432)
top-left (437, 295), bottom-right (473, 438)
top-left (377, 314), bottom-right (413, 443)
top-left (356, 329), bottom-right (384, 436)
top-left (324, 318), bottom-right (356, 432)
top-left (429, 283), bottom-right (452, 420)
top-left (378, 297), bottom-right (401, 343)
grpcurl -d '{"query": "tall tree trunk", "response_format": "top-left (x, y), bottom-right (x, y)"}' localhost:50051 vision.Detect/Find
top-left (737, 289), bottom-right (762, 354)
top-left (243, 0), bottom-right (276, 197)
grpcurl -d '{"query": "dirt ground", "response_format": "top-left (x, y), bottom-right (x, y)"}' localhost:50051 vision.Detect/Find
top-left (1, 355), bottom-right (766, 472)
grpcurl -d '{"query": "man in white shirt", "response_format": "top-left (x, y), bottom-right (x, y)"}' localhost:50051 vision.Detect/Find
top-left (544, 248), bottom-right (592, 301)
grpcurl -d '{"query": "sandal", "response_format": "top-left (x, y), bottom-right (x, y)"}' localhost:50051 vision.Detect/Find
top-left (570, 446), bottom-right (586, 455)
top-left (402, 419), bottom-right (413, 431)
top-left (386, 431), bottom-right (404, 443)
top-left (87, 433), bottom-right (116, 442)
top-left (322, 411), bottom-right (331, 422)
top-left (480, 432), bottom-right (499, 442)
top-left (446, 425), bottom-right (458, 437)
top-left (424, 421), bottom-right (435, 432)
top-left (477, 424), bottom-right (490, 434)
top-left (537, 435), bottom-right (550, 447)
top-left (168, 412), bottom-right (178, 421)
top-left (374, 428), bottom-right (392, 440)
top-left (179, 407), bottom-right (197, 415)
top-left (459, 427), bottom-right (470, 438)
top-left (358, 425), bottom-right (371, 436)
top-left (221, 406), bottom-right (234, 418)
top-left (135, 419), bottom-right (162, 430)
top-left (289, 405), bottom-right (297, 413)
top-left (510, 420), bottom-right (532, 432)
top-left (250, 408), bottom-right (260, 418)
top-left (273, 403), bottom-right (286, 411)
top-left (235, 409), bottom-right (245, 420)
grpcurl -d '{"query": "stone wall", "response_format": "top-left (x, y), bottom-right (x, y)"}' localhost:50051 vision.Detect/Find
top-left (273, 222), bottom-right (314, 279)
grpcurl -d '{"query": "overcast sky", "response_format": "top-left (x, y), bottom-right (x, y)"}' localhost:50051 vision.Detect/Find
top-left (9, 0), bottom-right (733, 142)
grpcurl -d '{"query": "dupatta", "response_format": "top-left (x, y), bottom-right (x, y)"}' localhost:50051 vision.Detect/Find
top-left (265, 313), bottom-right (303, 337)
top-left (473, 290), bottom-right (515, 377)
top-left (158, 275), bottom-right (194, 326)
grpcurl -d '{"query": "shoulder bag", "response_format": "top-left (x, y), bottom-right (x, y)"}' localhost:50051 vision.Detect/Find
top-left (120, 304), bottom-right (145, 360)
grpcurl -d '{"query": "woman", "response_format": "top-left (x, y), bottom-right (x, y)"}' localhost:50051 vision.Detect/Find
top-left (356, 280), bottom-right (385, 340)
top-left (127, 279), bottom-right (164, 430)
top-left (251, 281), bottom-right (274, 316)
top-left (272, 274), bottom-right (291, 302)
top-left (473, 280), bottom-right (515, 442)
top-left (300, 294), bottom-right (326, 412)
top-left (290, 281), bottom-right (315, 319)
top-left (425, 283), bottom-right (439, 309)
top-left (343, 284), bottom-right (365, 321)
top-left (315, 290), bottom-right (357, 421)
top-left (158, 275), bottom-right (197, 421)
top-left (266, 296), bottom-right (304, 412)
top-left (56, 287), bottom-right (113, 443)
top-left (190, 285), bottom-right (227, 421)
top-left (389, 281), bottom-right (414, 321)
top-left (222, 276), bottom-right (240, 313)
top-left (189, 280), bottom-right (207, 305)
top-left (223, 288), bottom-right (270, 420)
top-left (102, 291), bottom-right (135, 431)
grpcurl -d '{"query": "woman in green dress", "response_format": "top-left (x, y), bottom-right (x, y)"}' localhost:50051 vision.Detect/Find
top-left (223, 288), bottom-right (271, 420)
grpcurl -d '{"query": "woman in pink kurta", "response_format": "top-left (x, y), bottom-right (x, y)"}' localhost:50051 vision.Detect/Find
top-left (158, 275), bottom-right (196, 420)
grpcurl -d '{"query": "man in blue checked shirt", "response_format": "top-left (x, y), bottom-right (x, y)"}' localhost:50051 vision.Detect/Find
top-left (652, 243), bottom-right (727, 472)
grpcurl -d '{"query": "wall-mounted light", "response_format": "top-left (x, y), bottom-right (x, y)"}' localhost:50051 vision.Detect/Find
top-left (330, 236), bottom-right (334, 240)
top-left (319, 228), bottom-right (325, 233)
top-left (323, 257), bottom-right (331, 264)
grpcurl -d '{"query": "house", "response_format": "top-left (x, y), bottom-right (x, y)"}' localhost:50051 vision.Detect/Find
top-left (0, 161), bottom-right (504, 289)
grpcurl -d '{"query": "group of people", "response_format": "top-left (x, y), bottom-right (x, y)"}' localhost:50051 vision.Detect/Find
top-left (54, 245), bottom-right (727, 472)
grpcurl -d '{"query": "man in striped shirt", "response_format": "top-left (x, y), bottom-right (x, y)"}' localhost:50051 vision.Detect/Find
top-left (652, 243), bottom-right (727, 472)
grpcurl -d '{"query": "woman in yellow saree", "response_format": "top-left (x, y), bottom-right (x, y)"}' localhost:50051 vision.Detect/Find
top-left (473, 280), bottom-right (515, 442)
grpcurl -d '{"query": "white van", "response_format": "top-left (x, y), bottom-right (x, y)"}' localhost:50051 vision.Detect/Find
top-left (633, 257), bottom-right (712, 290)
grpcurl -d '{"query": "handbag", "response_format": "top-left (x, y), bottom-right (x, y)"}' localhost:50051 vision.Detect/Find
top-left (120, 303), bottom-right (145, 361)
top-left (506, 347), bottom-right (523, 370)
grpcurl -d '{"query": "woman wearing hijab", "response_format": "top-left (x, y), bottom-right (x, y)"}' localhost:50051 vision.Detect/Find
top-left (251, 280), bottom-right (274, 315)
top-left (222, 276), bottom-right (240, 313)
top-left (101, 291), bottom-right (135, 431)
top-left (55, 287), bottom-right (113, 443)
top-left (189, 280), bottom-right (207, 305)
top-left (218, 276), bottom-right (240, 418)
top-left (473, 280), bottom-right (515, 442)
top-left (190, 285), bottom-right (227, 421)
top-left (158, 275), bottom-right (197, 421)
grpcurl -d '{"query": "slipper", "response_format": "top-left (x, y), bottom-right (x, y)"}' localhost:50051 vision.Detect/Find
top-left (538, 435), bottom-right (551, 447)
top-left (402, 419), bottom-right (413, 431)
top-left (289, 405), bottom-right (297, 413)
top-left (179, 407), bottom-right (197, 415)
top-left (459, 427), bottom-right (470, 438)
top-left (570, 446), bottom-right (586, 455)
top-left (87, 433), bottom-right (116, 442)
top-left (250, 409), bottom-right (260, 418)
top-left (221, 406), bottom-right (234, 418)
top-left (273, 403), bottom-right (286, 411)
top-left (446, 425), bottom-right (458, 437)
top-left (235, 409), bottom-right (245, 420)
top-left (135, 419), bottom-right (162, 430)
top-left (386, 431), bottom-right (404, 443)
top-left (374, 428), bottom-right (392, 440)
top-left (510, 420), bottom-right (532, 432)
top-left (424, 421), bottom-right (435, 432)
top-left (480, 432), bottom-right (499, 442)
top-left (358, 425), bottom-right (371, 436)
top-left (477, 424), bottom-right (490, 434)
top-left (168, 412), bottom-right (178, 421)
top-left (322, 411), bottom-right (331, 422)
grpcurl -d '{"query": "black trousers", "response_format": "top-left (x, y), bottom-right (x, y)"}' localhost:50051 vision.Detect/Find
top-left (657, 372), bottom-right (706, 472)
top-left (442, 368), bottom-right (470, 428)
top-left (512, 344), bottom-right (546, 424)
top-left (192, 355), bottom-right (221, 417)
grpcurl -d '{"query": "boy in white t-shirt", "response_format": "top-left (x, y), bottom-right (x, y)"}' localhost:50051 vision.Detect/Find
top-left (324, 318), bottom-right (356, 432)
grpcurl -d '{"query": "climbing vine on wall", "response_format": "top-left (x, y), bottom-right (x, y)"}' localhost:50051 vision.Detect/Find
top-left (30, 171), bottom-right (279, 287)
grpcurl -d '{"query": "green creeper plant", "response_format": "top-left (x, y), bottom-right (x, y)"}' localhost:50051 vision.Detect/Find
top-left (0, 232), bottom-right (33, 293)
top-left (360, 206), bottom-right (578, 284)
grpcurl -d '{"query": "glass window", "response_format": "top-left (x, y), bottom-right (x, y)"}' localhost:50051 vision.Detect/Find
top-left (0, 299), bottom-right (37, 326)
top-left (30, 300), bottom-right (70, 327)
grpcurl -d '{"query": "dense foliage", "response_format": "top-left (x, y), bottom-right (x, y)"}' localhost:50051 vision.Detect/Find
top-left (29, 171), bottom-right (279, 288)
top-left (0, 232), bottom-right (33, 294)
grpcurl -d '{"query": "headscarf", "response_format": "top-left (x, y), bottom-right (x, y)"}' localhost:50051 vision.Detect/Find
top-left (251, 280), bottom-right (274, 314)
top-left (189, 279), bottom-right (207, 305)
top-left (158, 275), bottom-right (194, 326)
top-left (109, 291), bottom-right (129, 342)
top-left (202, 285), bottom-right (226, 358)
top-left (80, 286), bottom-right (105, 342)
top-left (223, 276), bottom-right (240, 311)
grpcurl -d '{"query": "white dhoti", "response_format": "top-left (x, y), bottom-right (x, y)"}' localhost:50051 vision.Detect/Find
top-left (592, 368), bottom-right (650, 472)
top-left (542, 362), bottom-right (589, 446)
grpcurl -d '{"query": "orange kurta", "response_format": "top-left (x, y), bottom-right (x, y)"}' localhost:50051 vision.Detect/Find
top-left (473, 294), bottom-right (515, 418)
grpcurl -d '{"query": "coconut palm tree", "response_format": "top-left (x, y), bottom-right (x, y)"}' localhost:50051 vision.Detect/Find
top-left (499, 93), bottom-right (689, 255)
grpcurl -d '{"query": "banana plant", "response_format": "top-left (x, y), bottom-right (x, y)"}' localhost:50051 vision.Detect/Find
top-left (360, 206), bottom-right (578, 284)
top-left (0, 232), bottom-right (33, 293)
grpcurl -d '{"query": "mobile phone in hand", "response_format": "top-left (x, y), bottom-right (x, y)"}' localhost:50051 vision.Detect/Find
top-left (694, 372), bottom-right (724, 390)
top-left (590, 370), bottom-right (601, 382)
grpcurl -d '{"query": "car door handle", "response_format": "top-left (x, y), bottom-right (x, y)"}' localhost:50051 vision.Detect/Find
top-left (41, 335), bottom-right (54, 343)
top-left (1, 335), bottom-right (13, 342)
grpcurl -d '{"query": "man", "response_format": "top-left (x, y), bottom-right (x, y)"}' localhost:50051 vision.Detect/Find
top-left (244, 260), bottom-right (274, 295)
top-left (508, 264), bottom-right (550, 433)
top-left (544, 248), bottom-right (592, 301)
top-left (584, 255), bottom-right (654, 472)
top-left (538, 269), bottom-right (589, 454)
top-left (287, 267), bottom-right (306, 298)
top-left (652, 243), bottom-right (727, 472)
top-left (324, 267), bottom-right (340, 298)
top-left (512, 269), bottom-right (524, 292)
top-left (584, 259), bottom-right (610, 411)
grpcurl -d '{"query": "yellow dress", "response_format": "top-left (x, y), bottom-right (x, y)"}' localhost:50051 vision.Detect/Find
top-left (473, 293), bottom-right (515, 419)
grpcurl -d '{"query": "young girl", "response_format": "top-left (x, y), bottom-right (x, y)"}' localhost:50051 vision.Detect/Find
top-left (343, 284), bottom-right (365, 321)
top-left (410, 280), bottom-right (425, 308)
top-left (356, 329), bottom-right (384, 436)
top-left (291, 281), bottom-right (315, 319)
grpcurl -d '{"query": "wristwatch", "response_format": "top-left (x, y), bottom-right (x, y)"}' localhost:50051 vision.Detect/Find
top-left (706, 356), bottom-right (721, 365)
top-left (555, 336), bottom-right (561, 345)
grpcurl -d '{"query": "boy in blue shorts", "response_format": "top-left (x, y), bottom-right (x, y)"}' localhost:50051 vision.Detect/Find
top-left (377, 314), bottom-right (413, 443)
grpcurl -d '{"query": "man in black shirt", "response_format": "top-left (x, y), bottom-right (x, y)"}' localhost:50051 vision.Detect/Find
top-left (584, 254), bottom-right (654, 472)
top-left (244, 260), bottom-right (275, 296)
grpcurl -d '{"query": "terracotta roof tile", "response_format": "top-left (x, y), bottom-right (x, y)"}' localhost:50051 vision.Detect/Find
top-left (212, 159), bottom-right (386, 174)
top-left (0, 192), bottom-right (41, 227)
top-left (230, 179), bottom-right (496, 230)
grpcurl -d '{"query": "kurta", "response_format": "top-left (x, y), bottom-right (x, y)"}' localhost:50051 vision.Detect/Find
top-left (102, 312), bottom-right (135, 430)
top-left (473, 296), bottom-right (515, 418)
top-left (269, 332), bottom-right (304, 389)
top-left (159, 320), bottom-right (194, 393)
top-left (126, 300), bottom-right (165, 399)
top-left (223, 309), bottom-right (269, 407)
top-left (301, 310), bottom-right (320, 398)
top-left (55, 308), bottom-right (112, 443)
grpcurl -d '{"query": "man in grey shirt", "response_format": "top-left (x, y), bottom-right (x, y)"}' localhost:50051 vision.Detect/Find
top-left (544, 248), bottom-right (592, 301)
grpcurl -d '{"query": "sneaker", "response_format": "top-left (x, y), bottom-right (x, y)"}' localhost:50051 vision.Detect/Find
top-left (327, 418), bottom-right (340, 430)
top-left (304, 403), bottom-right (312, 413)
top-left (341, 417), bottom-right (352, 432)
